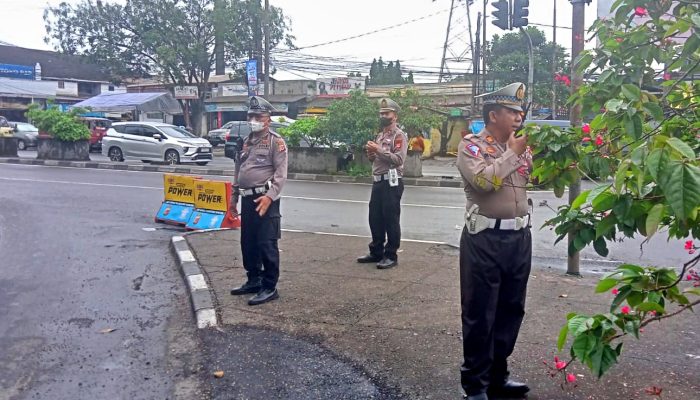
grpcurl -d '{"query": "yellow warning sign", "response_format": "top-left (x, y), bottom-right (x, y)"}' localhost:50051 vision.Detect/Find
top-left (163, 174), bottom-right (197, 204)
top-left (194, 179), bottom-right (229, 212)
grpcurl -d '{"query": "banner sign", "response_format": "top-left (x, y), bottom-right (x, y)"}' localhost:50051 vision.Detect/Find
top-left (193, 180), bottom-right (229, 212)
top-left (316, 77), bottom-right (365, 97)
top-left (246, 59), bottom-right (258, 96)
top-left (174, 86), bottom-right (199, 99)
top-left (156, 174), bottom-right (198, 225)
top-left (0, 63), bottom-right (35, 80)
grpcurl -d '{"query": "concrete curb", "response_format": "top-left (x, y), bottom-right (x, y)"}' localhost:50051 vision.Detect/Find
top-left (170, 235), bottom-right (218, 329)
top-left (0, 156), bottom-right (459, 188)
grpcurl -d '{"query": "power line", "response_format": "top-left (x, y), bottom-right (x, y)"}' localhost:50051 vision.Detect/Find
top-left (282, 6), bottom-right (457, 51)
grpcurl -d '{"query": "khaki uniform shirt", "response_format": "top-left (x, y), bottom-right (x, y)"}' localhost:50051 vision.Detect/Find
top-left (456, 129), bottom-right (532, 219)
top-left (235, 129), bottom-right (288, 201)
top-left (371, 126), bottom-right (408, 176)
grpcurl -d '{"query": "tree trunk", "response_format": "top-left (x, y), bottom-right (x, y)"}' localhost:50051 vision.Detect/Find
top-left (190, 98), bottom-right (205, 136)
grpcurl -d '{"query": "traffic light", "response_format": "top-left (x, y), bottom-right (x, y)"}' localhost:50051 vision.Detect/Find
top-left (491, 0), bottom-right (510, 30)
top-left (512, 0), bottom-right (529, 28)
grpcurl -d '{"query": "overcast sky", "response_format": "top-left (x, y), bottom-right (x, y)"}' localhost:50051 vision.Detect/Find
top-left (2, 0), bottom-right (601, 82)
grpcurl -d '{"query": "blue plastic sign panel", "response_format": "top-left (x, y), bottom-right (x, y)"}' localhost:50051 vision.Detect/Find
top-left (156, 201), bottom-right (194, 225)
top-left (0, 63), bottom-right (35, 80)
top-left (186, 209), bottom-right (226, 230)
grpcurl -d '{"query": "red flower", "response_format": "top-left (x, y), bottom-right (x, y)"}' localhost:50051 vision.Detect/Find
top-left (691, 249), bottom-right (697, 255)
top-left (663, 72), bottom-right (672, 80)
top-left (685, 240), bottom-right (694, 250)
top-left (649, 310), bottom-right (657, 316)
top-left (595, 135), bottom-right (604, 146)
top-left (555, 361), bottom-right (567, 370)
top-left (566, 373), bottom-right (577, 383)
top-left (611, 288), bottom-right (619, 295)
top-left (688, 274), bottom-right (694, 280)
top-left (615, 37), bottom-right (623, 43)
top-left (582, 124), bottom-right (591, 134)
top-left (621, 305), bottom-right (631, 314)
top-left (554, 356), bottom-right (559, 362)
top-left (634, 7), bottom-right (647, 17)
top-left (582, 136), bottom-right (591, 143)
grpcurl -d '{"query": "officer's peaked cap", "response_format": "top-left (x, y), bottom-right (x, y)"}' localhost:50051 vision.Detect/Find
top-left (475, 82), bottom-right (526, 112)
top-left (247, 96), bottom-right (276, 115)
top-left (379, 98), bottom-right (401, 113)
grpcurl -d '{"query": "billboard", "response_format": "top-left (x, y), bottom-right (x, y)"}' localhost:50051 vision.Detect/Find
top-left (316, 77), bottom-right (365, 97)
top-left (174, 85), bottom-right (199, 99)
top-left (0, 63), bottom-right (34, 80)
top-left (246, 59), bottom-right (258, 96)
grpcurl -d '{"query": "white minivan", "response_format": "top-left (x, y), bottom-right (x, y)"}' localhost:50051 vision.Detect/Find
top-left (102, 122), bottom-right (213, 165)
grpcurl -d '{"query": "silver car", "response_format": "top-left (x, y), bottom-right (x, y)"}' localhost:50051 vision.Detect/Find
top-left (11, 122), bottom-right (39, 150)
top-left (102, 122), bottom-right (213, 165)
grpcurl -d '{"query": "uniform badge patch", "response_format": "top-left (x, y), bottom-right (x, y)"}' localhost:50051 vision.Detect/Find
top-left (485, 135), bottom-right (495, 144)
top-left (394, 136), bottom-right (403, 150)
top-left (277, 141), bottom-right (287, 152)
top-left (486, 146), bottom-right (496, 154)
top-left (465, 144), bottom-right (481, 157)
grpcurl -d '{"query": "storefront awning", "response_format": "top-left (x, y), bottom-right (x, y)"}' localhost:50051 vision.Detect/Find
top-left (73, 92), bottom-right (182, 114)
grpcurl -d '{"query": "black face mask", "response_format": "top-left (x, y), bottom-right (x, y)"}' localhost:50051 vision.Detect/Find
top-left (380, 117), bottom-right (393, 127)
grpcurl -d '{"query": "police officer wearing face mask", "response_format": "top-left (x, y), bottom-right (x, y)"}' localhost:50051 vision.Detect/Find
top-left (229, 96), bottom-right (288, 306)
top-left (356, 98), bottom-right (408, 269)
top-left (457, 83), bottom-right (532, 400)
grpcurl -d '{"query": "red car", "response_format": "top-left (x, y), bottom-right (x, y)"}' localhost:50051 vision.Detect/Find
top-left (79, 117), bottom-right (112, 152)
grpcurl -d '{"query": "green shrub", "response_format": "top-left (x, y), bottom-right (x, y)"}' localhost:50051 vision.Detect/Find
top-left (26, 103), bottom-right (91, 142)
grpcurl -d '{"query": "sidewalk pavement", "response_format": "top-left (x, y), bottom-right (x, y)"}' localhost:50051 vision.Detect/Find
top-left (186, 229), bottom-right (700, 400)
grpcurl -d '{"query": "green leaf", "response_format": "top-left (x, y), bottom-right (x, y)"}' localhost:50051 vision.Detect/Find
top-left (644, 204), bottom-right (665, 238)
top-left (587, 184), bottom-right (612, 205)
top-left (596, 215), bottom-right (617, 239)
top-left (590, 345), bottom-right (618, 378)
top-left (593, 237), bottom-right (609, 257)
top-left (572, 190), bottom-right (591, 209)
top-left (658, 161), bottom-right (700, 221)
top-left (554, 185), bottom-right (566, 198)
top-left (557, 324), bottom-right (569, 352)
top-left (627, 291), bottom-right (644, 307)
top-left (646, 148), bottom-right (670, 182)
top-left (643, 102), bottom-right (664, 121)
top-left (621, 84), bottom-right (641, 101)
top-left (636, 302), bottom-right (665, 313)
top-left (610, 285), bottom-right (632, 313)
top-left (605, 98), bottom-right (624, 113)
top-left (666, 137), bottom-right (696, 159)
top-left (596, 278), bottom-right (619, 293)
top-left (618, 264), bottom-right (645, 275)
top-left (614, 160), bottom-right (630, 194)
top-left (572, 333), bottom-right (596, 360)
top-left (592, 192), bottom-right (616, 212)
top-left (568, 315), bottom-right (589, 335)
top-left (684, 288), bottom-right (700, 296)
top-left (575, 52), bottom-right (594, 74)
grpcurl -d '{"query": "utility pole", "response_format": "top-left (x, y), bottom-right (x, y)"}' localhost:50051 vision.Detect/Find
top-left (439, 0), bottom-right (456, 83)
top-left (472, 12), bottom-right (482, 113)
top-left (551, 0), bottom-right (557, 119)
top-left (520, 27), bottom-right (534, 119)
top-left (482, 0), bottom-right (488, 93)
top-left (263, 0), bottom-right (270, 96)
top-left (214, 0), bottom-right (225, 75)
top-left (567, 0), bottom-right (587, 276)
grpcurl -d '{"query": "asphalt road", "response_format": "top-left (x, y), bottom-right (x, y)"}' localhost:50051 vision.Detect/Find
top-left (0, 163), bottom-right (203, 400)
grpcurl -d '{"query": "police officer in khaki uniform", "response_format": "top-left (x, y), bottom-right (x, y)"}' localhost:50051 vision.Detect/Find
top-left (229, 96), bottom-right (288, 306)
top-left (457, 83), bottom-right (532, 400)
top-left (356, 98), bottom-right (408, 269)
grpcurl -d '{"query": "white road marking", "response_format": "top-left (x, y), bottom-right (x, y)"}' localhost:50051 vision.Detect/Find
top-left (0, 176), bottom-right (160, 190)
top-left (187, 274), bottom-right (208, 291)
top-left (283, 195), bottom-right (463, 209)
top-left (172, 236), bottom-right (185, 243)
top-left (281, 229), bottom-right (447, 245)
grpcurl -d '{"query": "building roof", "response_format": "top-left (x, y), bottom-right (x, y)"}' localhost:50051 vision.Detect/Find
top-left (204, 94), bottom-right (308, 104)
top-left (0, 78), bottom-right (56, 98)
top-left (0, 45), bottom-right (112, 82)
top-left (73, 92), bottom-right (182, 114)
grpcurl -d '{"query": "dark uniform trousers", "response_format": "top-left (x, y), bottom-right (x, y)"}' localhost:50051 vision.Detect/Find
top-left (459, 226), bottom-right (532, 395)
top-left (368, 179), bottom-right (404, 260)
top-left (241, 194), bottom-right (282, 290)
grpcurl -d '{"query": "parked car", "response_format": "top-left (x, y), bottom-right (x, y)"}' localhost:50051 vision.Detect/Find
top-left (11, 122), bottom-right (38, 150)
top-left (102, 122), bottom-right (213, 165)
top-left (223, 120), bottom-right (291, 160)
top-left (79, 117), bottom-right (112, 152)
top-left (205, 121), bottom-right (236, 146)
